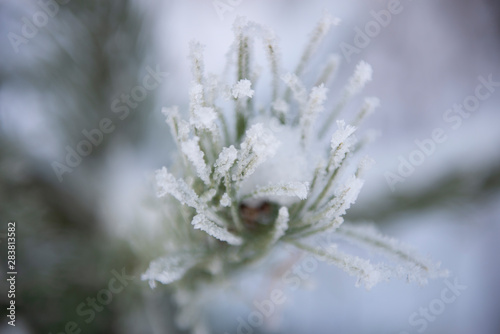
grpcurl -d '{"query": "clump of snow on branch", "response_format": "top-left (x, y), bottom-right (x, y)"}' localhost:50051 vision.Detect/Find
top-left (232, 79), bottom-right (254, 99)
top-left (220, 193), bottom-right (231, 207)
top-left (191, 106), bottom-right (218, 133)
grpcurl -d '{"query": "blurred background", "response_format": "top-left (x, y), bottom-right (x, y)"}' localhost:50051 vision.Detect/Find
top-left (1, 0), bottom-right (499, 333)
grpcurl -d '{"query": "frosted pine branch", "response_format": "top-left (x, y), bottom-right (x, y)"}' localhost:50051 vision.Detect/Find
top-left (247, 181), bottom-right (309, 201)
top-left (155, 167), bottom-right (199, 209)
top-left (270, 207), bottom-right (289, 243)
top-left (141, 16), bottom-right (446, 333)
top-left (328, 120), bottom-right (357, 172)
top-left (141, 253), bottom-right (200, 288)
top-left (315, 53), bottom-right (341, 87)
top-left (335, 224), bottom-right (448, 284)
top-left (189, 41), bottom-right (206, 86)
top-left (294, 11), bottom-right (340, 76)
top-left (189, 84), bottom-right (205, 113)
top-left (356, 156), bottom-right (375, 178)
top-left (181, 137), bottom-right (211, 185)
top-left (346, 61), bottom-right (373, 96)
top-left (213, 145), bottom-right (238, 181)
top-left (163, 106), bottom-right (189, 144)
top-left (300, 84), bottom-right (328, 144)
top-left (290, 241), bottom-right (391, 290)
top-left (234, 123), bottom-right (279, 182)
top-left (352, 97), bottom-right (380, 127)
top-left (324, 175), bottom-right (364, 219)
top-left (192, 214), bottom-right (243, 246)
top-left (319, 61), bottom-right (373, 138)
top-left (282, 72), bottom-right (308, 108)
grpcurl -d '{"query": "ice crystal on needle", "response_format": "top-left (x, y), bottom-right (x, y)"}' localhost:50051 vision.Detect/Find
top-left (231, 79), bottom-right (254, 99)
top-left (142, 13), bottom-right (447, 333)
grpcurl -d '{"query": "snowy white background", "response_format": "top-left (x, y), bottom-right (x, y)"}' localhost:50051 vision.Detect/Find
top-left (1, 0), bottom-right (499, 333)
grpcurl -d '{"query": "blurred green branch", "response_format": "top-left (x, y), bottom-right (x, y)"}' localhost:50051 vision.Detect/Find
top-left (347, 159), bottom-right (500, 223)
